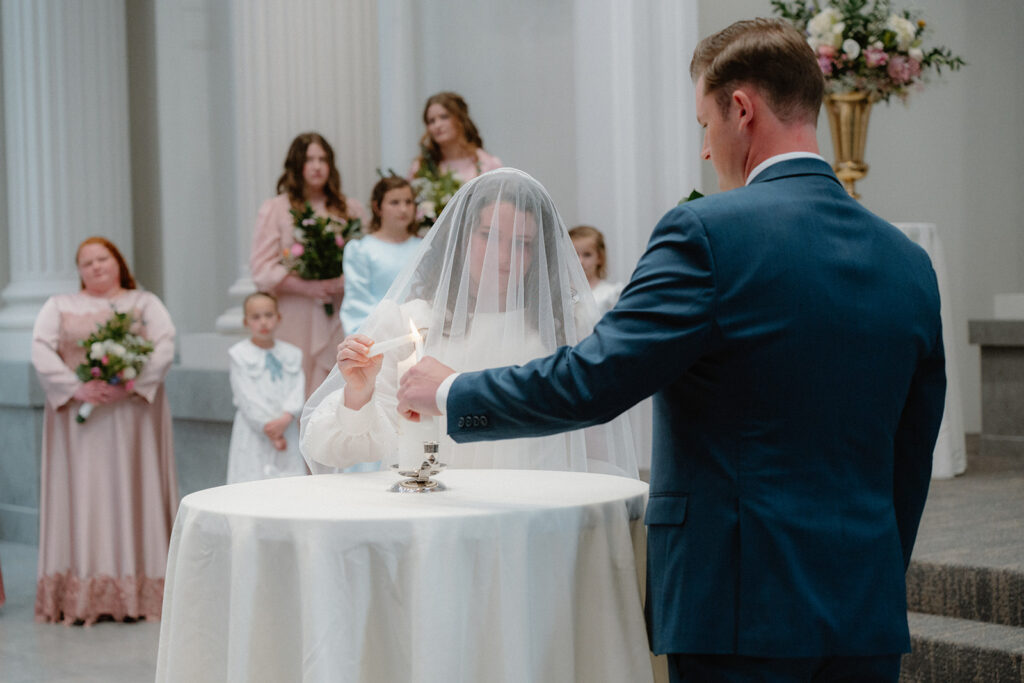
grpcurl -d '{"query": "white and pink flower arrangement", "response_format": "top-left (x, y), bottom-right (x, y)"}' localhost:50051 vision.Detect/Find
top-left (75, 309), bottom-right (154, 423)
top-left (771, 0), bottom-right (964, 102)
top-left (282, 201), bottom-right (363, 316)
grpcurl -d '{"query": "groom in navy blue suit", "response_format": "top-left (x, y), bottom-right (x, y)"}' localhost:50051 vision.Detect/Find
top-left (398, 18), bottom-right (944, 682)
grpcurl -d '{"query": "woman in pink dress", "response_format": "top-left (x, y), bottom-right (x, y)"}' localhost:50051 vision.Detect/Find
top-left (31, 237), bottom-right (178, 625)
top-left (250, 132), bottom-right (367, 396)
top-left (408, 92), bottom-right (502, 185)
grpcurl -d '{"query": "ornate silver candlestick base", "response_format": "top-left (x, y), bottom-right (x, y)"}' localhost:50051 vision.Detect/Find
top-left (390, 442), bottom-right (446, 493)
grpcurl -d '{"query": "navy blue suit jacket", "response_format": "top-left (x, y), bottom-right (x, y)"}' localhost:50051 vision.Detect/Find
top-left (446, 159), bottom-right (945, 657)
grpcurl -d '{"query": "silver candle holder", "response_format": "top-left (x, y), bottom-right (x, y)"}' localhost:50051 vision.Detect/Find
top-left (390, 441), bottom-right (447, 492)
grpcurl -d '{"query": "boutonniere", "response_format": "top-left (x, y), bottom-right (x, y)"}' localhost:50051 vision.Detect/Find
top-left (678, 189), bottom-right (704, 205)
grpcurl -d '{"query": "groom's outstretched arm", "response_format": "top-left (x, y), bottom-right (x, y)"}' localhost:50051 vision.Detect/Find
top-left (441, 204), bottom-right (718, 443)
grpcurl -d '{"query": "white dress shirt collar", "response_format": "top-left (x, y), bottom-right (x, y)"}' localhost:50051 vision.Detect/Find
top-left (746, 152), bottom-right (827, 185)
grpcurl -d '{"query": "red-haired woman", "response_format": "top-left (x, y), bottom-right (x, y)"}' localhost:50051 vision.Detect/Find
top-left (250, 132), bottom-right (367, 396)
top-left (31, 236), bottom-right (177, 625)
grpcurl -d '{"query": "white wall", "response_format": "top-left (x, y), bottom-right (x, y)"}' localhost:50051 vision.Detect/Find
top-left (381, 0), bottom-right (580, 225)
top-left (698, 0), bottom-right (1024, 432)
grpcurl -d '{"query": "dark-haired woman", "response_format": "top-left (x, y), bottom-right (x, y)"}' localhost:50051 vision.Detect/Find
top-left (408, 92), bottom-right (501, 183)
top-left (31, 237), bottom-right (177, 624)
top-left (250, 132), bottom-right (367, 396)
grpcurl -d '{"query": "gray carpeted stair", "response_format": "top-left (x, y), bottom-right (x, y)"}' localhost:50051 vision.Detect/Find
top-left (901, 613), bottom-right (1024, 682)
top-left (899, 441), bottom-right (1024, 682)
top-left (906, 561), bottom-right (1024, 628)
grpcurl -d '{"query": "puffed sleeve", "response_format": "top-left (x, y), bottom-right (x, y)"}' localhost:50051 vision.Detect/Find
top-left (300, 358), bottom-right (400, 470)
top-left (300, 299), bottom-right (431, 470)
top-left (31, 297), bottom-right (80, 410)
top-left (340, 239), bottom-right (374, 334)
top-left (132, 292), bottom-right (175, 403)
top-left (250, 196), bottom-right (291, 293)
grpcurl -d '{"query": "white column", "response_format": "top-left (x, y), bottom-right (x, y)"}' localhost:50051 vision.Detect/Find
top-left (572, 0), bottom-right (701, 284)
top-left (0, 0), bottom-right (132, 349)
top-left (216, 0), bottom-right (380, 333)
top-left (377, 0), bottom-right (419, 176)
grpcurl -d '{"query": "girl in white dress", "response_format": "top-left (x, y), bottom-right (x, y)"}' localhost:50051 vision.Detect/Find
top-left (301, 169), bottom-right (638, 478)
top-left (570, 225), bottom-right (624, 314)
top-left (570, 224), bottom-right (654, 472)
top-left (226, 292), bottom-right (307, 483)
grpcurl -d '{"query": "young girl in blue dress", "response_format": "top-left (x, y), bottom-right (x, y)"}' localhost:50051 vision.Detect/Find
top-left (340, 176), bottom-right (422, 335)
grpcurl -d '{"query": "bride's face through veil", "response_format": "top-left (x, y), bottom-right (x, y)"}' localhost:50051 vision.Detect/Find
top-left (363, 168), bottom-right (593, 353)
top-left (468, 200), bottom-right (538, 308)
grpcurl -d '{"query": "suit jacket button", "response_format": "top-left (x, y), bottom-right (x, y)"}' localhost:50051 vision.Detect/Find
top-left (472, 416), bottom-right (480, 427)
top-left (481, 416), bottom-right (488, 426)
top-left (457, 417), bottom-right (465, 428)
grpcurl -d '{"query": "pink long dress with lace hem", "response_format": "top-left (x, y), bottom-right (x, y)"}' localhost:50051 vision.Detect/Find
top-left (250, 194), bottom-right (367, 397)
top-left (31, 289), bottom-right (178, 625)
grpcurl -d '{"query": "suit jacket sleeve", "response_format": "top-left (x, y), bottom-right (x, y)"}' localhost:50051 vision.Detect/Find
top-left (447, 205), bottom-right (717, 441)
top-left (892, 286), bottom-right (946, 568)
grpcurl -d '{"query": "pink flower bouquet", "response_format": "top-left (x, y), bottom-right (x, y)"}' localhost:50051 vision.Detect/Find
top-left (771, 0), bottom-right (964, 103)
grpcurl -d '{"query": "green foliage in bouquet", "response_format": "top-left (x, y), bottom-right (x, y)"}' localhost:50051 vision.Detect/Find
top-left (411, 147), bottom-right (462, 232)
top-left (285, 202), bottom-right (363, 315)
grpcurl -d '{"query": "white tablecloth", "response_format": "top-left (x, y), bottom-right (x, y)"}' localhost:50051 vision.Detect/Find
top-left (895, 222), bottom-right (967, 478)
top-left (156, 470), bottom-right (654, 683)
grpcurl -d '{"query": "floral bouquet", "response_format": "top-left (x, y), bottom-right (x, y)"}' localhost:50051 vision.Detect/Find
top-left (74, 309), bottom-right (154, 423)
top-left (283, 202), bottom-right (363, 316)
top-left (410, 147), bottom-right (462, 232)
top-left (770, 0), bottom-right (965, 103)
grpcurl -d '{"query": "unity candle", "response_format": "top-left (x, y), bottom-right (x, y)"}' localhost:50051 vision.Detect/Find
top-left (396, 351), bottom-right (438, 472)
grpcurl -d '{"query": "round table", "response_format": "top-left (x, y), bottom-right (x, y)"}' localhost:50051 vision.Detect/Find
top-left (156, 470), bottom-right (653, 683)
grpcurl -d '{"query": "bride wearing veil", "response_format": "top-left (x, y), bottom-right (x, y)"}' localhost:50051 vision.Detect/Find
top-left (301, 168), bottom-right (638, 478)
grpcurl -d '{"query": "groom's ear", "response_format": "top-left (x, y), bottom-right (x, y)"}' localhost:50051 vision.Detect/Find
top-left (731, 89), bottom-right (754, 130)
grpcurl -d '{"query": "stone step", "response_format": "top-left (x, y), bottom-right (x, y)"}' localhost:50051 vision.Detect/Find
top-left (900, 612), bottom-right (1024, 682)
top-left (907, 560), bottom-right (1024, 628)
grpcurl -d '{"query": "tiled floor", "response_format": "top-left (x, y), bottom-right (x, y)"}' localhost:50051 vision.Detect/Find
top-left (0, 540), bottom-right (160, 683)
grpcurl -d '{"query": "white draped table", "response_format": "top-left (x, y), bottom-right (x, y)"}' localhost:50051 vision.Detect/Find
top-left (894, 223), bottom-right (967, 478)
top-left (156, 470), bottom-right (654, 683)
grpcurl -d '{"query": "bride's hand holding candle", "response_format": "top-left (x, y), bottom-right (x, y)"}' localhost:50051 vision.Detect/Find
top-left (337, 334), bottom-right (383, 410)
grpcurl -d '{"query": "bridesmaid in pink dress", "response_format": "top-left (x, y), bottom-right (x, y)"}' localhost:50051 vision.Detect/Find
top-left (31, 237), bottom-right (178, 625)
top-left (407, 92), bottom-right (502, 183)
top-left (250, 132), bottom-right (367, 397)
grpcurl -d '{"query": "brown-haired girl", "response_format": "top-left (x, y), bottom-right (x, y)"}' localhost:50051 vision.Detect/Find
top-left (340, 175), bottom-right (423, 335)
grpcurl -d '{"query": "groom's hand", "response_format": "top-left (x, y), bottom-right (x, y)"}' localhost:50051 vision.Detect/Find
top-left (397, 356), bottom-right (454, 421)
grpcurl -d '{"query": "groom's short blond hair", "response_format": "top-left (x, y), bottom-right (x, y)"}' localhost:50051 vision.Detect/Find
top-left (690, 18), bottom-right (824, 125)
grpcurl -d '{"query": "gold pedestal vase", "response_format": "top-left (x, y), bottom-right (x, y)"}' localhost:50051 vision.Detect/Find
top-left (823, 91), bottom-right (874, 200)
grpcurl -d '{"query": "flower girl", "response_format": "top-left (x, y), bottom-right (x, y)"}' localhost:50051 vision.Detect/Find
top-left (226, 292), bottom-right (308, 483)
top-left (570, 225), bottom-right (624, 314)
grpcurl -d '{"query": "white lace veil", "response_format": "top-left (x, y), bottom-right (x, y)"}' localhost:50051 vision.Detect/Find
top-left (301, 168), bottom-right (638, 478)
